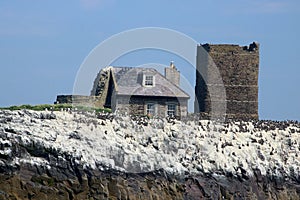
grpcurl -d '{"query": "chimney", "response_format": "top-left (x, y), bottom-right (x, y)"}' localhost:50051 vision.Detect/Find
top-left (165, 61), bottom-right (180, 87)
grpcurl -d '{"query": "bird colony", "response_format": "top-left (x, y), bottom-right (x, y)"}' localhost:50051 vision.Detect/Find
top-left (0, 110), bottom-right (299, 181)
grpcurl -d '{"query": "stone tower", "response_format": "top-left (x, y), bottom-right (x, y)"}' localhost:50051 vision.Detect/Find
top-left (194, 42), bottom-right (259, 120)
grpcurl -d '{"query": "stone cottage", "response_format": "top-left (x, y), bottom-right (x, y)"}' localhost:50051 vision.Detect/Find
top-left (91, 63), bottom-right (190, 118)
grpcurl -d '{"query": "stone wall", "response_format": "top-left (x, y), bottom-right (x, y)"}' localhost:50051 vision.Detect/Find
top-left (115, 95), bottom-right (188, 118)
top-left (90, 67), bottom-right (111, 108)
top-left (195, 42), bottom-right (259, 120)
top-left (55, 95), bottom-right (102, 107)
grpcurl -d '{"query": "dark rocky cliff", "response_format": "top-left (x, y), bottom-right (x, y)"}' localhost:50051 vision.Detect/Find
top-left (0, 126), bottom-right (299, 199)
top-left (0, 110), bottom-right (299, 199)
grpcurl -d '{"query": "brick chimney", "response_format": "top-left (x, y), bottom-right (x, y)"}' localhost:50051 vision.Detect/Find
top-left (165, 61), bottom-right (180, 87)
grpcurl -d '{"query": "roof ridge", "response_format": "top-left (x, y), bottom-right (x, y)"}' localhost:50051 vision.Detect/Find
top-left (111, 66), bottom-right (158, 70)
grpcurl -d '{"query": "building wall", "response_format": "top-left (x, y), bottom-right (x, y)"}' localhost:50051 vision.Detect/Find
top-left (55, 95), bottom-right (102, 107)
top-left (90, 67), bottom-right (111, 108)
top-left (115, 95), bottom-right (188, 118)
top-left (195, 42), bottom-right (259, 120)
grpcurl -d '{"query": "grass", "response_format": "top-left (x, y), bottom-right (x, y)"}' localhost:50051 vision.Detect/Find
top-left (0, 104), bottom-right (111, 113)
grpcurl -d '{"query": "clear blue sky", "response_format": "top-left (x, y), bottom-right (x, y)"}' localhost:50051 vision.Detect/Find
top-left (0, 0), bottom-right (299, 120)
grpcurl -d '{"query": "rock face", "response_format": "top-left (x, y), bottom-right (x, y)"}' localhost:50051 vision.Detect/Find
top-left (0, 143), bottom-right (299, 200)
top-left (0, 154), bottom-right (299, 199)
top-left (0, 110), bottom-right (299, 199)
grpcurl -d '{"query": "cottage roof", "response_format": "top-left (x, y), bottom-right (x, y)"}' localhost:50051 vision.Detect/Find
top-left (110, 67), bottom-right (190, 99)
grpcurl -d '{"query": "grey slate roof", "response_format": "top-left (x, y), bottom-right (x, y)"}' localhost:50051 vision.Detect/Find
top-left (111, 67), bottom-right (190, 99)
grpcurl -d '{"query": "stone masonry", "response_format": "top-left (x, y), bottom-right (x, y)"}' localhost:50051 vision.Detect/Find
top-left (164, 61), bottom-right (180, 87)
top-left (195, 42), bottom-right (259, 120)
top-left (115, 95), bottom-right (188, 117)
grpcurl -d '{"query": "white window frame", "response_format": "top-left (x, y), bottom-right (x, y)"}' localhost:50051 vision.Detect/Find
top-left (166, 103), bottom-right (177, 117)
top-left (145, 102), bottom-right (156, 116)
top-left (143, 75), bottom-right (155, 87)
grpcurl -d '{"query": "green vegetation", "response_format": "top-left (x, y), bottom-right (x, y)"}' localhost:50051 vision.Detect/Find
top-left (0, 104), bottom-right (111, 113)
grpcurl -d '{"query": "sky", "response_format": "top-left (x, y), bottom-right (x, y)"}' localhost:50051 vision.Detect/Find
top-left (0, 0), bottom-right (299, 120)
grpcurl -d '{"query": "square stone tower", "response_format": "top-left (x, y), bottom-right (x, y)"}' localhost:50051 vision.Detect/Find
top-left (194, 42), bottom-right (259, 120)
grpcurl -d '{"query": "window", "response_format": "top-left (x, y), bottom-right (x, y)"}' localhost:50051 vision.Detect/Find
top-left (145, 75), bottom-right (153, 86)
top-left (167, 104), bottom-right (176, 117)
top-left (143, 75), bottom-right (154, 86)
top-left (146, 103), bottom-right (155, 116)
